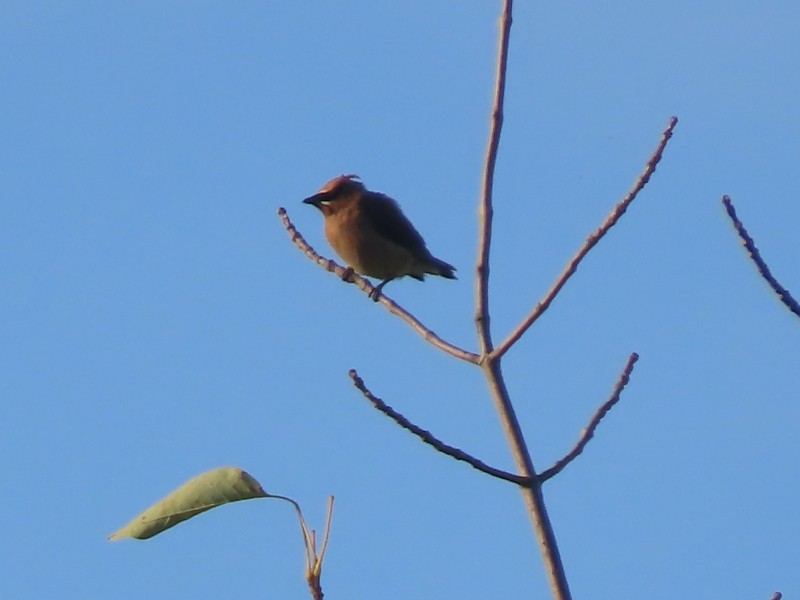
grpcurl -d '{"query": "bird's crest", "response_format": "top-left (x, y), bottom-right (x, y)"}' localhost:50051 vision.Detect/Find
top-left (318, 174), bottom-right (362, 195)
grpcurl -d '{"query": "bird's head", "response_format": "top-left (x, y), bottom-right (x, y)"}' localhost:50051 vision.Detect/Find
top-left (303, 174), bottom-right (365, 216)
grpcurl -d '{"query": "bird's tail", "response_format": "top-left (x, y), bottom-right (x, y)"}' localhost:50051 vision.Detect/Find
top-left (427, 257), bottom-right (457, 279)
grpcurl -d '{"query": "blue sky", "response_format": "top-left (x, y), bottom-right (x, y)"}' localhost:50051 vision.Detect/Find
top-left (2, 2), bottom-right (798, 598)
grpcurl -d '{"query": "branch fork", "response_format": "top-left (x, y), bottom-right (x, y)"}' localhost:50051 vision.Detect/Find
top-left (279, 2), bottom-right (679, 598)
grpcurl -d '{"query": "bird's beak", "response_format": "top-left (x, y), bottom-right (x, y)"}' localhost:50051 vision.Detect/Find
top-left (303, 194), bottom-right (323, 207)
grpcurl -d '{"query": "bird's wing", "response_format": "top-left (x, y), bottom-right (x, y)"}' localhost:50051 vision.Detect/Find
top-left (361, 192), bottom-right (431, 258)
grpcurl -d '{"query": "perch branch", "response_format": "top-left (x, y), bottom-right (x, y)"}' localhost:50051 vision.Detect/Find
top-left (540, 353), bottom-right (640, 482)
top-left (722, 195), bottom-right (800, 319)
top-left (278, 208), bottom-right (480, 363)
top-left (493, 117), bottom-right (679, 360)
top-left (349, 369), bottom-right (529, 486)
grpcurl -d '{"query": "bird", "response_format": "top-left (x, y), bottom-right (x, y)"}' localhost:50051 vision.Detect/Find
top-left (303, 175), bottom-right (456, 300)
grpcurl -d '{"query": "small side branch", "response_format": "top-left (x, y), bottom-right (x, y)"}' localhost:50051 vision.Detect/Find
top-left (494, 117), bottom-right (679, 360)
top-left (722, 195), bottom-right (800, 319)
top-left (540, 353), bottom-right (639, 483)
top-left (278, 208), bottom-right (480, 363)
top-left (349, 369), bottom-right (529, 486)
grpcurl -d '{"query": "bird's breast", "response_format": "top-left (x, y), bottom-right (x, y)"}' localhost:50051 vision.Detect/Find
top-left (324, 205), bottom-right (418, 279)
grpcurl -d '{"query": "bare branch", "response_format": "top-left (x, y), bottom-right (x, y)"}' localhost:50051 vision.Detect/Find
top-left (475, 0), bottom-right (514, 355)
top-left (482, 359), bottom-right (572, 599)
top-left (493, 117), bottom-right (679, 360)
top-left (540, 353), bottom-right (640, 483)
top-left (472, 3), bottom-right (574, 599)
top-left (348, 369), bottom-right (529, 486)
top-left (278, 208), bottom-right (480, 363)
top-left (722, 195), bottom-right (800, 319)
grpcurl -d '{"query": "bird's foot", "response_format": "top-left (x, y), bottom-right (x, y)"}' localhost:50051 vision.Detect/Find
top-left (341, 266), bottom-right (356, 283)
top-left (369, 279), bottom-right (392, 302)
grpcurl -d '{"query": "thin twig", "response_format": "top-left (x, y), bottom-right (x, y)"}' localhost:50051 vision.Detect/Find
top-left (540, 353), bottom-right (640, 482)
top-left (278, 208), bottom-right (480, 363)
top-left (349, 369), bottom-right (529, 486)
top-left (493, 117), bottom-right (679, 360)
top-left (270, 495), bottom-right (315, 574)
top-left (475, 0), bottom-right (514, 355)
top-left (722, 195), bottom-right (800, 319)
top-left (315, 496), bottom-right (334, 575)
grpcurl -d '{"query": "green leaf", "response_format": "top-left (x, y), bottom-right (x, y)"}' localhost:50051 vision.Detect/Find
top-left (108, 466), bottom-right (268, 541)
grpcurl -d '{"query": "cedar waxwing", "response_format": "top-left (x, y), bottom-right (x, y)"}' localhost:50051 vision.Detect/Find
top-left (303, 175), bottom-right (456, 300)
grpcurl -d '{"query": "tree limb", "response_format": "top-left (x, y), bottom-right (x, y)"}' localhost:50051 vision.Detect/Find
top-left (474, 3), bottom-right (573, 599)
top-left (722, 195), bottom-right (800, 319)
top-left (540, 353), bottom-right (639, 482)
top-left (278, 208), bottom-right (480, 363)
top-left (493, 117), bottom-right (678, 360)
top-left (349, 369), bottom-right (529, 486)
